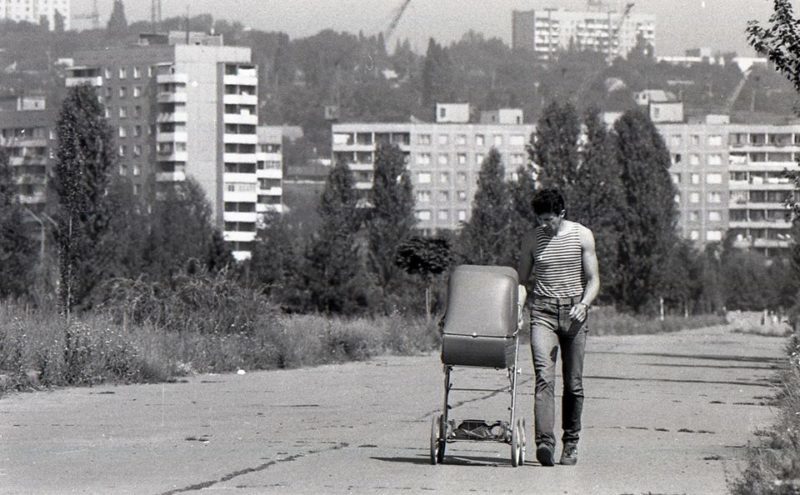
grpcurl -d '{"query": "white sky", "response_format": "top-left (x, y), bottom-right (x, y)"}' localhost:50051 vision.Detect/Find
top-left (72, 0), bottom-right (794, 56)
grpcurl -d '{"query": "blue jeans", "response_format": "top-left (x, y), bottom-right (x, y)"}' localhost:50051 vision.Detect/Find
top-left (530, 300), bottom-right (588, 448)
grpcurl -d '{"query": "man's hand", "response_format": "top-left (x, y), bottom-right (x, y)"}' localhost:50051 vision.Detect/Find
top-left (569, 303), bottom-right (589, 323)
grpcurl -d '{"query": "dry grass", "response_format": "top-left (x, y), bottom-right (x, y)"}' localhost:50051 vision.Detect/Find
top-left (589, 305), bottom-right (727, 336)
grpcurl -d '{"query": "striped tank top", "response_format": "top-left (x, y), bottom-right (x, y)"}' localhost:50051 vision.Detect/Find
top-left (533, 222), bottom-right (585, 298)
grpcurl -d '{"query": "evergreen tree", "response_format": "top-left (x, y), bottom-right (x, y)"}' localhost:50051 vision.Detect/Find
top-left (612, 110), bottom-right (680, 313)
top-left (573, 107), bottom-right (625, 302)
top-left (422, 38), bottom-right (454, 109)
top-left (507, 165), bottom-right (537, 267)
top-left (246, 212), bottom-right (297, 297)
top-left (0, 147), bottom-right (36, 299)
top-left (303, 160), bottom-right (366, 314)
top-left (100, 177), bottom-right (149, 280)
top-left (54, 9), bottom-right (65, 32)
top-left (458, 148), bottom-right (512, 265)
top-left (107, 0), bottom-right (128, 33)
top-left (531, 100), bottom-right (581, 198)
top-left (145, 178), bottom-right (227, 279)
top-left (52, 84), bottom-right (115, 313)
top-left (365, 143), bottom-right (415, 305)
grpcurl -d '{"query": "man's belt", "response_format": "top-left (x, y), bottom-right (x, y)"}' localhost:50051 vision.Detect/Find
top-left (533, 295), bottom-right (583, 306)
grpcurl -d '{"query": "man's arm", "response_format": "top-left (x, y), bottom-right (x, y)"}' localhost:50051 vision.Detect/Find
top-left (516, 231), bottom-right (536, 285)
top-left (570, 226), bottom-right (600, 322)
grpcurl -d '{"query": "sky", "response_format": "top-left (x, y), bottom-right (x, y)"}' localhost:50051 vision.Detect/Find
top-left (71, 0), bottom-right (794, 56)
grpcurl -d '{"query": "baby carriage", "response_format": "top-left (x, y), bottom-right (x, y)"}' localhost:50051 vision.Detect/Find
top-left (430, 264), bottom-right (527, 466)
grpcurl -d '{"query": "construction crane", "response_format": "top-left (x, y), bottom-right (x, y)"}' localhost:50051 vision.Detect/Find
top-left (607, 2), bottom-right (634, 63)
top-left (73, 0), bottom-right (100, 30)
top-left (324, 0), bottom-right (411, 121)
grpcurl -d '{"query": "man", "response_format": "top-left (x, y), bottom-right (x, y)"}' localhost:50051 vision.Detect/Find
top-left (517, 188), bottom-right (599, 466)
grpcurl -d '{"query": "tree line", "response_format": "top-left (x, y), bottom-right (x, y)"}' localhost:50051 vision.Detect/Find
top-left (1, 90), bottom-right (797, 319)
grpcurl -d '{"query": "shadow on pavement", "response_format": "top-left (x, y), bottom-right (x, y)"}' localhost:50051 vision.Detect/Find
top-left (591, 351), bottom-right (784, 364)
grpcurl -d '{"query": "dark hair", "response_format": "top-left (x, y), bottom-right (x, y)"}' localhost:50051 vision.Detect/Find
top-left (532, 188), bottom-right (565, 215)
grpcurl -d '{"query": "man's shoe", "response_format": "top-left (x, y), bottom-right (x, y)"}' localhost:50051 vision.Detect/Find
top-left (560, 443), bottom-right (578, 465)
top-left (536, 444), bottom-right (555, 466)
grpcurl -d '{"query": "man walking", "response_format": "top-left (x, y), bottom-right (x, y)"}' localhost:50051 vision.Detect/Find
top-left (517, 188), bottom-right (599, 466)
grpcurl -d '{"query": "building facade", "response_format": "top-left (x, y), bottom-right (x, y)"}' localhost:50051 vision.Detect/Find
top-left (0, 94), bottom-right (55, 213)
top-left (0, 0), bottom-right (70, 30)
top-left (512, 8), bottom-right (655, 61)
top-left (332, 107), bottom-right (535, 233)
top-left (65, 33), bottom-right (269, 260)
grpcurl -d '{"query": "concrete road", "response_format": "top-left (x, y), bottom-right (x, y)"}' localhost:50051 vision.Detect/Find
top-left (0, 324), bottom-right (786, 494)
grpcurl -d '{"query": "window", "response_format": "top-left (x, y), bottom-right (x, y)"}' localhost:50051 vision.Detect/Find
top-left (457, 190), bottom-right (467, 201)
top-left (511, 153), bottom-right (525, 166)
top-left (439, 172), bottom-right (450, 184)
top-left (416, 210), bottom-right (431, 221)
top-left (708, 135), bottom-right (722, 146)
top-left (118, 126), bottom-right (127, 138)
top-left (457, 172), bottom-right (467, 184)
top-left (670, 135), bottom-right (682, 147)
top-left (133, 106), bottom-right (142, 118)
top-left (707, 192), bottom-right (722, 203)
top-left (438, 210), bottom-right (449, 221)
top-left (119, 163), bottom-right (127, 175)
top-left (438, 154), bottom-right (449, 165)
top-left (690, 134), bottom-right (700, 145)
top-left (674, 193), bottom-right (681, 203)
top-left (118, 145), bottom-right (126, 157)
top-left (708, 211), bottom-right (722, 222)
top-left (672, 173), bottom-right (681, 184)
top-left (493, 134), bottom-right (503, 146)
top-left (438, 134), bottom-right (449, 145)
top-left (458, 210), bottom-right (467, 221)
top-left (134, 125), bottom-right (142, 137)
top-left (690, 230), bottom-right (700, 240)
top-left (134, 184), bottom-right (141, 195)
top-left (148, 66), bottom-right (154, 77)
top-left (708, 154), bottom-right (722, 165)
top-left (672, 153), bottom-right (682, 165)
top-left (133, 164), bottom-right (141, 176)
top-left (416, 190), bottom-right (431, 203)
top-left (104, 67), bottom-right (112, 79)
top-left (119, 106), bottom-right (127, 118)
top-left (690, 173), bottom-right (700, 185)
top-left (417, 153), bottom-right (430, 165)
top-left (689, 154), bottom-right (700, 165)
top-left (119, 86), bottom-right (127, 98)
top-left (475, 134), bottom-right (485, 147)
top-left (706, 173), bottom-right (722, 184)
top-left (133, 86), bottom-right (142, 98)
top-left (510, 134), bottom-right (525, 146)
top-left (418, 134), bottom-right (431, 145)
top-left (118, 67), bottom-right (127, 79)
top-left (457, 153), bottom-right (467, 165)
top-left (689, 211), bottom-right (699, 222)
top-left (476, 153), bottom-right (485, 165)
top-left (689, 192), bottom-right (700, 203)
top-left (133, 66), bottom-right (141, 79)
top-left (417, 172), bottom-right (432, 184)
top-left (706, 230), bottom-right (722, 241)
top-left (456, 134), bottom-right (467, 146)
top-left (133, 144), bottom-right (141, 157)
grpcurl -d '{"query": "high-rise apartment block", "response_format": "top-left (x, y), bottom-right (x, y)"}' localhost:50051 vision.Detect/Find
top-left (65, 33), bottom-right (275, 260)
top-left (332, 104), bottom-right (535, 233)
top-left (512, 8), bottom-right (655, 61)
top-left (0, 0), bottom-right (70, 30)
top-left (0, 94), bottom-right (55, 213)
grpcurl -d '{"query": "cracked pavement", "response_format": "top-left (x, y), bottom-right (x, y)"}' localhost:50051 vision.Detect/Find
top-left (0, 323), bottom-right (787, 494)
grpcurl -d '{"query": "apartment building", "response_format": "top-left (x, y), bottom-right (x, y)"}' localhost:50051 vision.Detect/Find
top-left (65, 32), bottom-right (264, 260)
top-left (256, 125), bottom-right (284, 217)
top-left (0, 0), bottom-right (70, 30)
top-left (512, 7), bottom-right (655, 61)
top-left (0, 94), bottom-right (55, 213)
top-left (332, 104), bottom-right (535, 233)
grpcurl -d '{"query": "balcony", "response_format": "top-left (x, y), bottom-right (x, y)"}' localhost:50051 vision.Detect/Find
top-left (223, 74), bottom-right (258, 86)
top-left (729, 220), bottom-right (792, 229)
top-left (223, 133), bottom-right (258, 145)
top-left (223, 211), bottom-right (258, 223)
top-left (157, 92), bottom-right (188, 104)
top-left (66, 76), bottom-right (103, 87)
top-left (156, 170), bottom-right (187, 182)
top-left (223, 152), bottom-right (257, 163)
top-left (257, 203), bottom-right (284, 214)
top-left (256, 168), bottom-right (282, 179)
top-left (223, 113), bottom-right (258, 125)
top-left (224, 230), bottom-right (257, 243)
top-left (156, 73), bottom-right (189, 84)
top-left (223, 93), bottom-right (258, 106)
top-left (156, 132), bottom-right (188, 143)
top-left (156, 150), bottom-right (188, 162)
top-left (157, 112), bottom-right (188, 123)
top-left (258, 187), bottom-right (282, 196)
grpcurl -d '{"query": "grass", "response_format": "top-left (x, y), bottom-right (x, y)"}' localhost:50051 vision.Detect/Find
top-left (0, 295), bottom-right (727, 397)
top-left (729, 330), bottom-right (800, 495)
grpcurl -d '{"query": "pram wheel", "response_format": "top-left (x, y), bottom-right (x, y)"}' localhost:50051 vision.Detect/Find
top-left (430, 414), bottom-right (446, 464)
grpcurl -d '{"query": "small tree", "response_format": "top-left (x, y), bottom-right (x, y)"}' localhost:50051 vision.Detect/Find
top-left (107, 0), bottom-right (128, 33)
top-left (0, 147), bottom-right (36, 299)
top-left (302, 160), bottom-right (367, 314)
top-left (52, 84), bottom-right (115, 313)
top-left (458, 148), bottom-right (512, 265)
top-left (395, 236), bottom-right (452, 320)
top-left (246, 212), bottom-right (298, 297)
